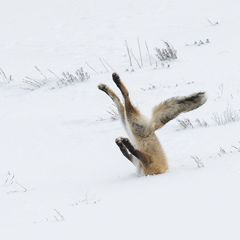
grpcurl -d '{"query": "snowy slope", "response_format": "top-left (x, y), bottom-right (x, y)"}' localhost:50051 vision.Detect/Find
top-left (0, 0), bottom-right (240, 240)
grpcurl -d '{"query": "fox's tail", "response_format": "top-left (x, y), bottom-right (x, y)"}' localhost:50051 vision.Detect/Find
top-left (150, 92), bottom-right (207, 131)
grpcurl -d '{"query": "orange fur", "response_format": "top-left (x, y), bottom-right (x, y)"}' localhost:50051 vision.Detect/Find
top-left (98, 73), bottom-right (207, 176)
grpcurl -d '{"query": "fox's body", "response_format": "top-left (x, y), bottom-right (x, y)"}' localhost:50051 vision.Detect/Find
top-left (98, 73), bottom-right (207, 176)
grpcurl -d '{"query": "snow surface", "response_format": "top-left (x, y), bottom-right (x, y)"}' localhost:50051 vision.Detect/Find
top-left (0, 0), bottom-right (240, 239)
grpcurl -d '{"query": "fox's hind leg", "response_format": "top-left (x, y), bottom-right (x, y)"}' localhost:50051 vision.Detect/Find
top-left (112, 73), bottom-right (140, 116)
top-left (112, 73), bottom-right (151, 137)
top-left (98, 83), bottom-right (126, 127)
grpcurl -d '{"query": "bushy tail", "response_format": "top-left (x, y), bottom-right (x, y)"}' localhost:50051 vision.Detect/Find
top-left (150, 92), bottom-right (207, 131)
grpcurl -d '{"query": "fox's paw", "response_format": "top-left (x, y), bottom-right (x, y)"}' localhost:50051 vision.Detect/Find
top-left (115, 137), bottom-right (122, 143)
top-left (98, 84), bottom-right (107, 92)
top-left (115, 137), bottom-right (123, 146)
top-left (120, 137), bottom-right (130, 145)
top-left (112, 72), bottom-right (120, 84)
top-left (115, 137), bottom-right (129, 146)
top-left (121, 137), bottom-right (134, 151)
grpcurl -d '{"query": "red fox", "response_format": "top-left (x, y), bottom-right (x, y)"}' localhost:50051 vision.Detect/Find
top-left (98, 73), bottom-right (207, 176)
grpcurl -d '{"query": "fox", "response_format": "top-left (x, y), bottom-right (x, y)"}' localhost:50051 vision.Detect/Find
top-left (98, 73), bottom-right (207, 176)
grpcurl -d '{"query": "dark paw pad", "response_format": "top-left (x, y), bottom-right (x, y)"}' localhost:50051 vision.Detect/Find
top-left (115, 138), bottom-right (122, 144)
top-left (98, 84), bottom-right (107, 91)
top-left (121, 137), bottom-right (130, 145)
top-left (112, 72), bottom-right (120, 83)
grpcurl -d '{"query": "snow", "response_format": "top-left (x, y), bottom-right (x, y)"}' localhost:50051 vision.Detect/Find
top-left (0, 0), bottom-right (240, 239)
